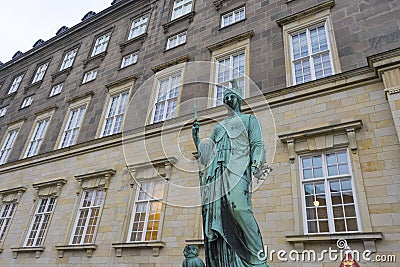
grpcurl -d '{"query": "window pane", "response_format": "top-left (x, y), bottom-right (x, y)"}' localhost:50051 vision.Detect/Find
top-left (313, 167), bottom-right (323, 178)
top-left (319, 221), bottom-right (329, 232)
top-left (306, 208), bottom-right (316, 220)
top-left (334, 219), bottom-right (346, 232)
top-left (346, 218), bottom-right (358, 231)
top-left (302, 157), bottom-right (312, 168)
top-left (333, 206), bottom-right (344, 217)
top-left (344, 205), bottom-right (356, 217)
top-left (317, 207), bottom-right (328, 219)
top-left (303, 169), bottom-right (312, 179)
top-left (307, 221), bottom-right (318, 233)
top-left (304, 184), bottom-right (314, 195)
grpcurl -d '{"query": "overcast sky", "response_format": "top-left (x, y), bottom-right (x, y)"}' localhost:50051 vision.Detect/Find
top-left (0, 0), bottom-right (112, 63)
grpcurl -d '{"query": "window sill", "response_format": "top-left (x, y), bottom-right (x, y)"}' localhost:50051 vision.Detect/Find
top-left (185, 238), bottom-right (204, 246)
top-left (119, 33), bottom-right (147, 52)
top-left (55, 244), bottom-right (97, 258)
top-left (83, 51), bottom-right (107, 69)
top-left (285, 232), bottom-right (383, 252)
top-left (163, 11), bottom-right (195, 33)
top-left (1, 92), bottom-right (16, 101)
top-left (112, 241), bottom-right (165, 257)
top-left (24, 80), bottom-right (42, 93)
top-left (51, 66), bottom-right (72, 82)
top-left (11, 246), bottom-right (45, 259)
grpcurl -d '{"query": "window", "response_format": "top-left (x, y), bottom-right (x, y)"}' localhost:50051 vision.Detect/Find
top-left (101, 92), bottom-right (128, 137)
top-left (128, 15), bottom-right (149, 40)
top-left (152, 72), bottom-right (181, 123)
top-left (300, 150), bottom-right (359, 234)
top-left (290, 23), bottom-right (333, 84)
top-left (0, 202), bottom-right (16, 244)
top-left (70, 189), bottom-right (104, 245)
top-left (8, 74), bottom-right (23, 94)
top-left (221, 6), bottom-right (245, 28)
top-left (128, 180), bottom-right (165, 242)
top-left (166, 31), bottom-right (187, 50)
top-left (91, 32), bottom-right (111, 57)
top-left (0, 127), bottom-right (20, 164)
top-left (121, 52), bottom-right (138, 68)
top-left (60, 48), bottom-right (78, 71)
top-left (24, 197), bottom-right (56, 247)
top-left (215, 51), bottom-right (245, 105)
top-left (171, 0), bottom-right (193, 20)
top-left (32, 62), bottom-right (49, 84)
top-left (59, 106), bottom-right (86, 148)
top-left (0, 106), bottom-right (7, 117)
top-left (21, 96), bottom-right (33, 108)
top-left (82, 69), bottom-right (97, 84)
top-left (24, 118), bottom-right (50, 158)
top-left (49, 83), bottom-right (63, 97)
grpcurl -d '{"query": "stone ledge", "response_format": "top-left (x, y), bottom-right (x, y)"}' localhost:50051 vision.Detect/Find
top-left (55, 244), bottom-right (97, 258)
top-left (207, 30), bottom-right (254, 52)
top-left (112, 241), bottom-right (165, 257)
top-left (162, 11), bottom-right (195, 33)
top-left (286, 232), bottom-right (383, 252)
top-left (185, 239), bottom-right (204, 246)
top-left (119, 33), bottom-right (147, 52)
top-left (151, 55), bottom-right (190, 73)
top-left (11, 247), bottom-right (45, 259)
top-left (51, 66), bottom-right (72, 82)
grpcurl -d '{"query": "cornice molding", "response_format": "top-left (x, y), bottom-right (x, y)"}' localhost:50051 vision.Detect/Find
top-left (105, 74), bottom-right (137, 89)
top-left (151, 55), bottom-right (190, 73)
top-left (207, 30), bottom-right (254, 51)
top-left (66, 91), bottom-right (94, 104)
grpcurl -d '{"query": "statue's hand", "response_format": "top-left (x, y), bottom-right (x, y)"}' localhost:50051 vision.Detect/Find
top-left (192, 121), bottom-right (200, 148)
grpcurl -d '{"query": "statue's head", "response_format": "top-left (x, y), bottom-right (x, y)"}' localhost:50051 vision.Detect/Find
top-left (223, 80), bottom-right (242, 112)
top-left (183, 245), bottom-right (199, 258)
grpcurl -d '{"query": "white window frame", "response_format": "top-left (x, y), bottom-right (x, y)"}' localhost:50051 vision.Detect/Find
top-left (24, 118), bottom-right (50, 158)
top-left (121, 52), bottom-right (138, 68)
top-left (8, 74), bottom-right (23, 94)
top-left (166, 31), bottom-right (187, 50)
top-left (82, 69), bottom-right (98, 84)
top-left (69, 189), bottom-right (105, 245)
top-left (0, 202), bottom-right (17, 245)
top-left (91, 32), bottom-right (111, 57)
top-left (127, 180), bottom-right (165, 243)
top-left (0, 122), bottom-right (22, 165)
top-left (128, 15), bottom-right (149, 40)
top-left (300, 149), bottom-right (361, 234)
top-left (171, 0), bottom-right (193, 20)
top-left (32, 62), bottom-right (49, 84)
top-left (150, 70), bottom-right (182, 124)
top-left (49, 83), bottom-right (64, 97)
top-left (221, 6), bottom-right (245, 28)
top-left (60, 48), bottom-right (78, 71)
top-left (101, 91), bottom-right (129, 137)
top-left (24, 197), bottom-right (56, 247)
top-left (0, 106), bottom-right (8, 117)
top-left (21, 96), bottom-right (34, 109)
top-left (59, 106), bottom-right (86, 149)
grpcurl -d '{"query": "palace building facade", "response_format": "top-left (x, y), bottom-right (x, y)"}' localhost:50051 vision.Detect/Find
top-left (0, 0), bottom-right (399, 266)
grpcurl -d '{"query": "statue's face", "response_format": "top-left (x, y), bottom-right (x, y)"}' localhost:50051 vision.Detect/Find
top-left (224, 93), bottom-right (238, 110)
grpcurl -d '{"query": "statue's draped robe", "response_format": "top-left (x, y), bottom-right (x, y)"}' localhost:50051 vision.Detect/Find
top-left (199, 113), bottom-right (268, 267)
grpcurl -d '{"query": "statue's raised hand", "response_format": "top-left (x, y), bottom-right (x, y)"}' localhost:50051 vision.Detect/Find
top-left (192, 121), bottom-right (200, 150)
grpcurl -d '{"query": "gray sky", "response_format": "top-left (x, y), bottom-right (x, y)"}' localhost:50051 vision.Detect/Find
top-left (0, 0), bottom-right (112, 63)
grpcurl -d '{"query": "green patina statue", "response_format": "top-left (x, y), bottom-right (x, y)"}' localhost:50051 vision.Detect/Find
top-left (182, 245), bottom-right (206, 267)
top-left (192, 80), bottom-right (269, 267)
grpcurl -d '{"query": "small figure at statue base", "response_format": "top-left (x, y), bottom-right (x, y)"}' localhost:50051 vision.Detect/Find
top-left (182, 245), bottom-right (205, 267)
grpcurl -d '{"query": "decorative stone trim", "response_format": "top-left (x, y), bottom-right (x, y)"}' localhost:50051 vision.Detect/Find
top-left (385, 86), bottom-right (400, 96)
top-left (83, 51), bottom-right (107, 69)
top-left (55, 244), bottom-right (97, 258)
top-left (0, 186), bottom-right (27, 203)
top-left (24, 80), bottom-right (42, 93)
top-left (32, 178), bottom-right (67, 201)
top-left (6, 117), bottom-right (26, 127)
top-left (151, 55), bottom-right (190, 73)
top-left (10, 247), bottom-right (45, 259)
top-left (112, 241), bottom-right (165, 257)
top-left (279, 120), bottom-right (363, 162)
top-left (119, 33), bottom-right (147, 52)
top-left (66, 91), bottom-right (95, 104)
top-left (51, 66), bottom-right (72, 82)
top-left (127, 157), bottom-right (177, 185)
top-left (105, 75), bottom-right (137, 90)
top-left (276, 0), bottom-right (335, 26)
top-left (34, 105), bottom-right (58, 116)
top-left (185, 239), bottom-right (204, 246)
top-left (207, 30), bottom-right (254, 52)
top-left (286, 232), bottom-right (382, 252)
top-left (75, 169), bottom-right (116, 192)
top-left (162, 11), bottom-right (195, 33)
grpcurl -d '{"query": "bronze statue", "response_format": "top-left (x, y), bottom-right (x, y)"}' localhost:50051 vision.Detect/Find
top-left (192, 80), bottom-right (269, 266)
top-left (182, 245), bottom-right (206, 267)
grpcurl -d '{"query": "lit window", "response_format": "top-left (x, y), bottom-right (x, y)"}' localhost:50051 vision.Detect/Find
top-left (300, 150), bottom-right (359, 234)
top-left (290, 23), bottom-right (333, 84)
top-left (128, 180), bottom-right (165, 242)
top-left (60, 49), bottom-right (78, 71)
top-left (221, 7), bottom-right (245, 28)
top-left (121, 52), bottom-right (138, 68)
top-left (49, 83), bottom-right (64, 97)
top-left (82, 69), bottom-right (98, 84)
top-left (91, 32), bottom-right (111, 57)
top-left (70, 189), bottom-right (104, 245)
top-left (166, 31), bottom-right (187, 50)
top-left (0, 128), bottom-right (20, 164)
top-left (128, 15), bottom-right (149, 40)
top-left (60, 106), bottom-right (86, 148)
top-left (21, 96), bottom-right (34, 109)
top-left (8, 74), bottom-right (23, 94)
top-left (32, 62), bottom-right (49, 84)
top-left (215, 51), bottom-right (245, 105)
top-left (101, 92), bottom-right (129, 137)
top-left (24, 197), bottom-right (56, 247)
top-left (0, 106), bottom-right (8, 117)
top-left (171, 0), bottom-right (193, 20)
top-left (25, 118), bottom-right (50, 158)
top-left (0, 202), bottom-right (16, 244)
top-left (152, 73), bottom-right (181, 123)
